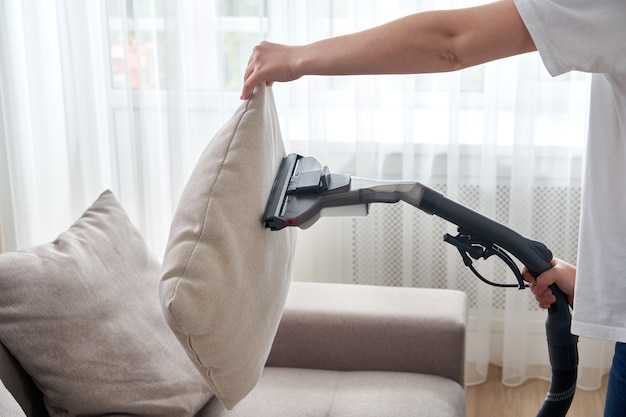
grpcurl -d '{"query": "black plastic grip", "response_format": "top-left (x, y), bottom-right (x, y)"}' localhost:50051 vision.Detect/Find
top-left (546, 286), bottom-right (578, 371)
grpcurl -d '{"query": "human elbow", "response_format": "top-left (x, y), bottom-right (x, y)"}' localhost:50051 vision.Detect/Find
top-left (439, 40), bottom-right (469, 72)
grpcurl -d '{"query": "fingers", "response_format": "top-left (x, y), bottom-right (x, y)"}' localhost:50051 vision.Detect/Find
top-left (524, 269), bottom-right (554, 309)
top-left (530, 283), bottom-right (557, 309)
top-left (522, 258), bottom-right (576, 309)
top-left (241, 42), bottom-right (268, 100)
top-left (241, 72), bottom-right (270, 100)
top-left (241, 75), bottom-right (259, 100)
top-left (241, 66), bottom-right (257, 100)
top-left (240, 82), bottom-right (253, 101)
top-left (521, 266), bottom-right (537, 285)
top-left (521, 259), bottom-right (557, 286)
top-left (241, 42), bottom-right (302, 100)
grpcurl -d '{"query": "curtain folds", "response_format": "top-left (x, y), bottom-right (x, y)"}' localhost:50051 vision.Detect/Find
top-left (0, 0), bottom-right (611, 390)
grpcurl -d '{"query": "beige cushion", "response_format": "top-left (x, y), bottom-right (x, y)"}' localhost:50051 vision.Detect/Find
top-left (0, 190), bottom-right (212, 417)
top-left (0, 379), bottom-right (26, 417)
top-left (160, 84), bottom-right (297, 410)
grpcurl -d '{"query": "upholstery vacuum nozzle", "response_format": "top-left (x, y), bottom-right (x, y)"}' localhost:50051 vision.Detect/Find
top-left (263, 153), bottom-right (361, 230)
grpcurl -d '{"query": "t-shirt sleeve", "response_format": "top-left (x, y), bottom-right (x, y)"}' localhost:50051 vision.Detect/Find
top-left (514, 0), bottom-right (626, 76)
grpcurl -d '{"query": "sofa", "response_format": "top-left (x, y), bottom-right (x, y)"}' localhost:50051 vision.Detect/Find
top-left (1, 84), bottom-right (466, 416)
top-left (1, 281), bottom-right (467, 417)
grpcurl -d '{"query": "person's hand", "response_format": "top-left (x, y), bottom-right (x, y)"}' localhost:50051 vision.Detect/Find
top-left (522, 258), bottom-right (576, 309)
top-left (241, 41), bottom-right (304, 100)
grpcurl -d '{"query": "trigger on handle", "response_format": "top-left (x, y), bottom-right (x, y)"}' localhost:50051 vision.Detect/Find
top-left (443, 232), bottom-right (527, 290)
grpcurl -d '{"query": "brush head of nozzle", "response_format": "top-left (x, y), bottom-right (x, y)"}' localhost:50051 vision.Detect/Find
top-left (262, 153), bottom-right (351, 230)
top-left (263, 154), bottom-right (299, 230)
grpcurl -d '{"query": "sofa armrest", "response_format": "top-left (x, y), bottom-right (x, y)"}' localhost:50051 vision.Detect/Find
top-left (266, 282), bottom-right (467, 387)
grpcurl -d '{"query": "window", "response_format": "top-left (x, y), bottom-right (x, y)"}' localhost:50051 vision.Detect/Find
top-left (106, 0), bottom-right (267, 92)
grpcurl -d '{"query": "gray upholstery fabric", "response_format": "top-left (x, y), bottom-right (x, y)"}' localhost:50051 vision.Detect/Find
top-left (0, 190), bottom-right (212, 417)
top-left (200, 282), bottom-right (467, 417)
top-left (0, 279), bottom-right (467, 417)
top-left (160, 84), bottom-right (297, 409)
top-left (202, 367), bottom-right (466, 417)
top-left (267, 282), bottom-right (467, 386)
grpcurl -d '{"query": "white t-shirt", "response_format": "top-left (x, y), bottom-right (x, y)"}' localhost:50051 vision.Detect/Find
top-left (514, 0), bottom-right (626, 342)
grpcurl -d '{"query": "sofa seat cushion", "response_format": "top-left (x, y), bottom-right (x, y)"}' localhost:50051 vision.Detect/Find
top-left (201, 367), bottom-right (466, 417)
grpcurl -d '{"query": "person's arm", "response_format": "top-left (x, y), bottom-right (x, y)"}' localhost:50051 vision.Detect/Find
top-left (242, 0), bottom-right (535, 99)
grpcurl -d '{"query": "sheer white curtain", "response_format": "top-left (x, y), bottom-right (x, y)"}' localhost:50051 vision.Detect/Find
top-left (0, 0), bottom-right (612, 390)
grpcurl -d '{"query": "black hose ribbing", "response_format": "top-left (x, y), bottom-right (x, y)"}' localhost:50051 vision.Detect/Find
top-left (536, 369), bottom-right (577, 417)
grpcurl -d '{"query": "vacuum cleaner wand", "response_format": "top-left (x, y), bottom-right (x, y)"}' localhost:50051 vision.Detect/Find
top-left (263, 153), bottom-right (578, 417)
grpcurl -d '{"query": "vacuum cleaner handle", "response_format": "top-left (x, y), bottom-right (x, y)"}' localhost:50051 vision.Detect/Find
top-left (418, 187), bottom-right (578, 417)
top-left (418, 187), bottom-right (553, 274)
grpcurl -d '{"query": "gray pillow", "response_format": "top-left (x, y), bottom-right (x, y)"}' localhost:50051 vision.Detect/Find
top-left (0, 379), bottom-right (26, 417)
top-left (0, 190), bottom-right (212, 417)
top-left (160, 84), bottom-right (297, 410)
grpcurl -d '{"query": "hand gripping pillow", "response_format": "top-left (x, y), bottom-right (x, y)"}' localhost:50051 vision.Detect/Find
top-left (0, 190), bottom-right (212, 417)
top-left (160, 85), bottom-right (297, 410)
